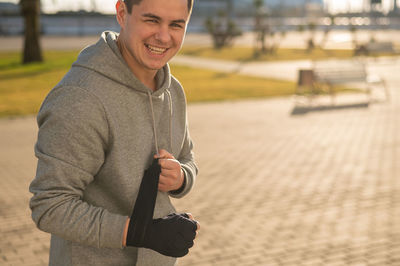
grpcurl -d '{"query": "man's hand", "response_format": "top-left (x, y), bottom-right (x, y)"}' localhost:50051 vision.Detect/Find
top-left (124, 212), bottom-right (200, 257)
top-left (155, 149), bottom-right (184, 192)
top-left (123, 213), bottom-right (200, 247)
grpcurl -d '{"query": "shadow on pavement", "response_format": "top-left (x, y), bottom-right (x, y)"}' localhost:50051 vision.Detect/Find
top-left (290, 102), bottom-right (370, 116)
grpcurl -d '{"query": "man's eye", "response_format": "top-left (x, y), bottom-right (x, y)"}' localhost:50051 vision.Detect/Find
top-left (171, 23), bottom-right (183, 28)
top-left (146, 19), bottom-right (158, 23)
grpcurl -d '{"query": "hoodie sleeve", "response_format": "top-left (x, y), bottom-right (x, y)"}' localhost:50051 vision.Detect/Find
top-left (167, 77), bottom-right (198, 199)
top-left (171, 125), bottom-right (198, 199)
top-left (29, 86), bottom-right (128, 249)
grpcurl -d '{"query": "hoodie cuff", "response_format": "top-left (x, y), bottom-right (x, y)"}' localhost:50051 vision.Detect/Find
top-left (170, 172), bottom-right (186, 195)
top-left (169, 167), bottom-right (191, 198)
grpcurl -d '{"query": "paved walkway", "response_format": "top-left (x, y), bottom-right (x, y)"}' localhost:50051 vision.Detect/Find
top-left (1, 39), bottom-right (400, 265)
top-left (172, 54), bottom-right (400, 83)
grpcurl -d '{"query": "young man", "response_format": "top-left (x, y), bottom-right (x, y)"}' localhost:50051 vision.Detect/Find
top-left (29, 0), bottom-right (199, 265)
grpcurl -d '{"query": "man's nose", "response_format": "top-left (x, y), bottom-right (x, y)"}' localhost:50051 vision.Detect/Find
top-left (155, 25), bottom-right (171, 44)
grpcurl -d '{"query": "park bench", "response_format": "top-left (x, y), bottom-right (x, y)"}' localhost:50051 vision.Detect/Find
top-left (355, 41), bottom-right (396, 56)
top-left (296, 60), bottom-right (390, 104)
top-left (366, 41), bottom-right (396, 54)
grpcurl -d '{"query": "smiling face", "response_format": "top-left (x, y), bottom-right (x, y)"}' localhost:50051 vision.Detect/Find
top-left (116, 0), bottom-right (189, 82)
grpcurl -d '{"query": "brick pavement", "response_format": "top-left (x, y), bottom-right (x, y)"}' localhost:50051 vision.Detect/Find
top-left (173, 89), bottom-right (400, 266)
top-left (1, 70), bottom-right (400, 265)
top-left (0, 117), bottom-right (48, 266)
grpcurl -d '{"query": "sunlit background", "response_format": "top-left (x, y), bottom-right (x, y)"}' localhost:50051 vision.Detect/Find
top-left (0, 0), bottom-right (399, 14)
top-left (1, 1), bottom-right (400, 266)
top-left (1, 0), bottom-right (116, 13)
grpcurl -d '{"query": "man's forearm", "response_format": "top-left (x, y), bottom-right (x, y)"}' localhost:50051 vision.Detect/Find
top-left (123, 218), bottom-right (130, 247)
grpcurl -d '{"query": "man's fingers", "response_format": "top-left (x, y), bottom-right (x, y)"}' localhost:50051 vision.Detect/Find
top-left (159, 173), bottom-right (176, 186)
top-left (160, 168), bottom-right (177, 178)
top-left (183, 213), bottom-right (200, 231)
top-left (155, 149), bottom-right (174, 159)
top-left (158, 177), bottom-right (171, 192)
top-left (159, 158), bottom-right (180, 170)
top-left (195, 220), bottom-right (200, 231)
top-left (158, 183), bottom-right (168, 192)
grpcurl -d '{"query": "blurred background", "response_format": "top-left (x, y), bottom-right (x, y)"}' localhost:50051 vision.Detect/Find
top-left (0, 1), bottom-right (399, 266)
top-left (1, 0), bottom-right (400, 113)
top-left (2, 0), bottom-right (400, 35)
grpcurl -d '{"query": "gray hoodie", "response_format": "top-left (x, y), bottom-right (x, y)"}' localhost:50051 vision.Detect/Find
top-left (29, 31), bottom-right (198, 266)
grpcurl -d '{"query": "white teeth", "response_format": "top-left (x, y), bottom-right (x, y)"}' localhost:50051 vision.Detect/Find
top-left (146, 44), bottom-right (167, 54)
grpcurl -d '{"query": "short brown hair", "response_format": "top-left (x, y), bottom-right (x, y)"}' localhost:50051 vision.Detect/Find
top-left (123, 0), bottom-right (194, 14)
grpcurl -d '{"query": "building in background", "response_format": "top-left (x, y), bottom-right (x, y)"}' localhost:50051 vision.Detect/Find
top-left (0, 0), bottom-right (400, 36)
top-left (0, 2), bottom-right (19, 15)
top-left (0, 2), bottom-right (22, 35)
top-left (192, 0), bottom-right (324, 17)
top-left (323, 0), bottom-right (400, 14)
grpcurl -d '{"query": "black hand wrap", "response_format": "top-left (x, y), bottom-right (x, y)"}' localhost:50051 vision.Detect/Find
top-left (126, 159), bottom-right (197, 257)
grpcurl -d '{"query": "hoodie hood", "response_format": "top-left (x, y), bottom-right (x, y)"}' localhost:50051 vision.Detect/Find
top-left (72, 31), bottom-right (172, 97)
top-left (72, 31), bottom-right (174, 153)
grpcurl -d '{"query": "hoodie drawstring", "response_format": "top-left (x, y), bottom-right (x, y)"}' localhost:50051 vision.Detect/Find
top-left (147, 91), bottom-right (173, 156)
top-left (165, 90), bottom-right (173, 152)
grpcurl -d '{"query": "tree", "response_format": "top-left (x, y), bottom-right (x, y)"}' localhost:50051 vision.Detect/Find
top-left (253, 0), bottom-right (270, 55)
top-left (205, 10), bottom-right (242, 49)
top-left (320, 15), bottom-right (335, 49)
top-left (20, 0), bottom-right (43, 63)
top-left (306, 22), bottom-right (316, 53)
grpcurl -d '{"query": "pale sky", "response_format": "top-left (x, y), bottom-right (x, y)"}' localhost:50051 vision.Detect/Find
top-left (324, 0), bottom-right (396, 13)
top-left (1, 0), bottom-right (117, 14)
top-left (1, 0), bottom-right (398, 14)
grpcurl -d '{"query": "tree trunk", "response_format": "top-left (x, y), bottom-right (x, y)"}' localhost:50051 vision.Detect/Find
top-left (20, 0), bottom-right (43, 64)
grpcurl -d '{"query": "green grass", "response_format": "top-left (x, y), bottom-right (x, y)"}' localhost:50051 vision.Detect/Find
top-left (171, 65), bottom-right (294, 102)
top-left (0, 51), bottom-right (79, 117)
top-left (179, 46), bottom-right (356, 62)
top-left (0, 50), bottom-right (296, 117)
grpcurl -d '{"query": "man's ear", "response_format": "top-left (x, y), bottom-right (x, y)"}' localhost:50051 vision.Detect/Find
top-left (116, 0), bottom-right (127, 29)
